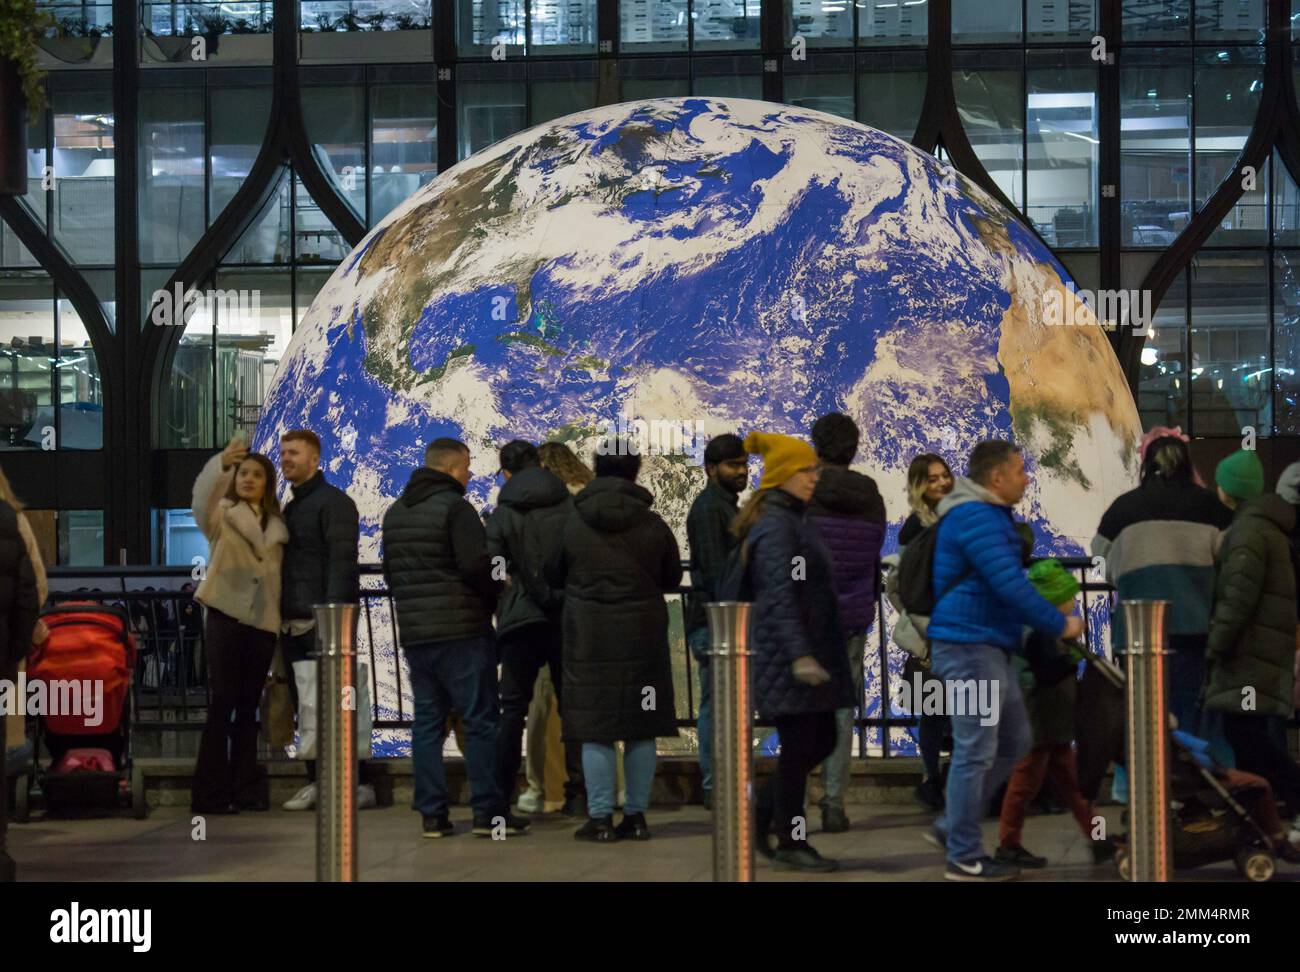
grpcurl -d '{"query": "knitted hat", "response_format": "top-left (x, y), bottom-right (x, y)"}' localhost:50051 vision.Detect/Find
top-left (1277, 461), bottom-right (1300, 505)
top-left (1215, 449), bottom-right (1264, 501)
top-left (1027, 559), bottom-right (1079, 607)
top-left (743, 431), bottom-right (818, 490)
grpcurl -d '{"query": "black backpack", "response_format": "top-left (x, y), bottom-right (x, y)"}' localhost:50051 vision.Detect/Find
top-left (896, 518), bottom-right (969, 616)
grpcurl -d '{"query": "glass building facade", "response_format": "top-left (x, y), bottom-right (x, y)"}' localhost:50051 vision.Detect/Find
top-left (3, 0), bottom-right (1298, 564)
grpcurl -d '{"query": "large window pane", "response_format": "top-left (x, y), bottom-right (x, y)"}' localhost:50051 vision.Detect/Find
top-left (1274, 151), bottom-right (1300, 247)
top-left (530, 0), bottom-right (597, 54)
top-left (856, 53), bottom-right (926, 141)
top-left (1195, 47), bottom-right (1262, 246)
top-left (692, 57), bottom-right (762, 99)
top-left (1134, 260), bottom-right (1188, 430)
top-left (694, 0), bottom-right (761, 51)
top-left (57, 290), bottom-right (103, 449)
top-left (1195, 0), bottom-right (1264, 43)
top-left (1122, 0), bottom-right (1190, 41)
top-left (294, 178), bottom-right (352, 265)
top-left (954, 50), bottom-right (1024, 211)
top-left (302, 86), bottom-right (367, 223)
top-left (52, 88), bottom-right (115, 266)
top-left (370, 84), bottom-right (438, 226)
top-left (299, 0), bottom-right (433, 63)
top-left (621, 0), bottom-right (689, 52)
top-left (1190, 252), bottom-right (1269, 436)
top-left (139, 85), bottom-right (205, 265)
top-left (788, 0), bottom-right (851, 48)
top-left (1028, 52), bottom-right (1098, 248)
top-left (213, 271), bottom-right (292, 439)
top-left (0, 273), bottom-right (54, 451)
top-left (224, 171), bottom-right (291, 264)
top-left (457, 0), bottom-right (525, 56)
top-left (58, 510), bottom-right (103, 566)
top-left (954, 0), bottom-right (1022, 45)
top-left (529, 77), bottom-right (599, 126)
top-left (163, 280), bottom-right (216, 448)
top-left (1276, 250), bottom-right (1300, 434)
top-left (1028, 0), bottom-right (1097, 42)
top-left (295, 268), bottom-right (333, 328)
top-left (858, 0), bottom-right (928, 46)
top-left (210, 84), bottom-right (273, 223)
top-left (1121, 47), bottom-right (1191, 246)
top-left (457, 81), bottom-right (526, 160)
top-left (785, 72), bottom-right (854, 121)
top-left (620, 57), bottom-right (690, 100)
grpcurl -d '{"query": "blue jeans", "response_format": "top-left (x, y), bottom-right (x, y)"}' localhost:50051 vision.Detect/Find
top-left (821, 631), bottom-right (867, 811)
top-left (583, 739), bottom-right (656, 817)
top-left (929, 639), bottom-right (1031, 865)
top-left (688, 628), bottom-right (713, 792)
top-left (406, 636), bottom-right (503, 818)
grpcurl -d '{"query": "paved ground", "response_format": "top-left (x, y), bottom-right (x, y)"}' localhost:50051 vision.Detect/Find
top-left (12, 801), bottom-right (1295, 882)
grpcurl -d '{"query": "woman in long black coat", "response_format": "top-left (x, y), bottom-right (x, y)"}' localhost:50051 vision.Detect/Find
top-left (735, 431), bottom-right (852, 872)
top-left (548, 446), bottom-right (682, 842)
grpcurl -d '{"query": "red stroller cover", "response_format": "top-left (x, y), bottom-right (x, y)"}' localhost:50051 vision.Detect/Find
top-left (26, 603), bottom-right (136, 736)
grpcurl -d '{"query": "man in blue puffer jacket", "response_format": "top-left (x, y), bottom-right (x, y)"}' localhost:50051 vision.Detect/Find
top-left (925, 440), bottom-right (1084, 882)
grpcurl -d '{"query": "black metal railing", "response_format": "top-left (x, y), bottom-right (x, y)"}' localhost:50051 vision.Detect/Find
top-left (46, 557), bottom-right (1116, 758)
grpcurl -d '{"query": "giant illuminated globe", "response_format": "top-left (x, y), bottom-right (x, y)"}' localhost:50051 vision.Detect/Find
top-left (254, 98), bottom-right (1141, 751)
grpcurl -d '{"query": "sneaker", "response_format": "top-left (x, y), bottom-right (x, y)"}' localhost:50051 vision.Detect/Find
top-left (356, 784), bottom-right (377, 810)
top-left (282, 783), bottom-right (317, 811)
top-left (821, 806), bottom-right (850, 833)
top-left (574, 815), bottom-right (619, 842)
top-left (914, 778), bottom-right (945, 812)
top-left (560, 793), bottom-right (587, 817)
top-left (921, 824), bottom-right (947, 852)
top-left (422, 814), bottom-right (454, 838)
top-left (614, 811), bottom-right (651, 840)
top-left (472, 812), bottom-right (531, 837)
top-left (516, 788), bottom-right (543, 814)
top-left (995, 843), bottom-right (1047, 869)
top-left (945, 856), bottom-right (1019, 882)
top-left (772, 844), bottom-right (839, 873)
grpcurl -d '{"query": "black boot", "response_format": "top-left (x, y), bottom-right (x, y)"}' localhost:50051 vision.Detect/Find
top-left (615, 811), bottom-right (651, 840)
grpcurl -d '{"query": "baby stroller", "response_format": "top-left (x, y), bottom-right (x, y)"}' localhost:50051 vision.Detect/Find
top-left (1073, 651), bottom-right (1280, 881)
top-left (14, 602), bottom-right (145, 820)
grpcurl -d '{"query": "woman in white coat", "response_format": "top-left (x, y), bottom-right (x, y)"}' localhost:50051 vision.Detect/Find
top-left (191, 437), bottom-right (288, 813)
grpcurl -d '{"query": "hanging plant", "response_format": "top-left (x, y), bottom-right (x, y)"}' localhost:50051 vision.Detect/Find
top-left (0, 0), bottom-right (56, 111)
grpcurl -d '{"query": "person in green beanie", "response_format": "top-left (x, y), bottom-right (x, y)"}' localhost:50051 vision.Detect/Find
top-left (995, 560), bottom-right (1117, 868)
top-left (1205, 450), bottom-right (1300, 816)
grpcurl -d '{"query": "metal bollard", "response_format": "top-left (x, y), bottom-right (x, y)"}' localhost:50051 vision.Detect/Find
top-left (313, 602), bottom-right (359, 883)
top-left (1120, 599), bottom-right (1172, 882)
top-left (706, 601), bottom-right (754, 883)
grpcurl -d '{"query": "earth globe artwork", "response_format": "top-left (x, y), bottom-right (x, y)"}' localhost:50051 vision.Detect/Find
top-left (253, 97), bottom-right (1142, 756)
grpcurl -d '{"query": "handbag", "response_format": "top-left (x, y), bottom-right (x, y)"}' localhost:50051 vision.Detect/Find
top-left (260, 647), bottom-right (295, 750)
top-left (291, 658), bottom-right (374, 760)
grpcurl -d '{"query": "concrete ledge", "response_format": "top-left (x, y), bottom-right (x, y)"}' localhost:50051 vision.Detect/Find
top-left (134, 755), bottom-right (928, 809)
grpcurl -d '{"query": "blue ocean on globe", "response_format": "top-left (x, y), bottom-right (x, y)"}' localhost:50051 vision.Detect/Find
top-left (254, 98), bottom-right (1141, 756)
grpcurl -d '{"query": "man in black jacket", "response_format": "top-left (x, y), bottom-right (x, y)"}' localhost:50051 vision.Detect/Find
top-left (0, 499), bottom-right (40, 882)
top-left (383, 437), bottom-right (528, 838)
top-left (277, 429), bottom-right (367, 811)
top-left (486, 440), bottom-right (585, 815)
top-left (684, 434), bottom-right (748, 810)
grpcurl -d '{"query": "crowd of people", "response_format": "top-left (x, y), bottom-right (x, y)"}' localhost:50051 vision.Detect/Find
top-left (5, 414), bottom-right (1292, 882)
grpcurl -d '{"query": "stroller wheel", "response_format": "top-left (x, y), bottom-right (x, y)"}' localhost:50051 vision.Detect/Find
top-left (1235, 848), bottom-right (1275, 883)
top-left (130, 766), bottom-right (147, 820)
top-left (1115, 847), bottom-right (1131, 881)
top-left (12, 775), bottom-right (29, 824)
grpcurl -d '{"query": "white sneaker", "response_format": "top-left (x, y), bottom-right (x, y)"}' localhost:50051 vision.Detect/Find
top-left (516, 789), bottom-right (543, 814)
top-left (356, 784), bottom-right (377, 810)
top-left (283, 783), bottom-right (317, 811)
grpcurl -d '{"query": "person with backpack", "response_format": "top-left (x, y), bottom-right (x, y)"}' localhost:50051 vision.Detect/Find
top-left (1091, 428), bottom-right (1231, 763)
top-left (485, 440), bottom-right (585, 816)
top-left (383, 437), bottom-right (528, 839)
top-left (736, 431), bottom-right (853, 872)
top-left (888, 452), bottom-right (953, 811)
top-left (190, 437), bottom-right (288, 814)
top-left (806, 413), bottom-right (886, 833)
top-left (995, 560), bottom-right (1116, 868)
top-left (547, 441), bottom-right (681, 842)
top-left (1203, 449), bottom-right (1300, 818)
top-left (921, 440), bottom-right (1083, 881)
top-left (684, 433), bottom-right (749, 812)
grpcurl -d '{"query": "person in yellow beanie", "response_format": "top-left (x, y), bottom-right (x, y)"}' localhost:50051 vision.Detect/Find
top-left (730, 431), bottom-right (853, 872)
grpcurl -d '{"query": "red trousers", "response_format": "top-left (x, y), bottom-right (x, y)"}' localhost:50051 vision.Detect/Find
top-left (999, 743), bottom-right (1096, 848)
